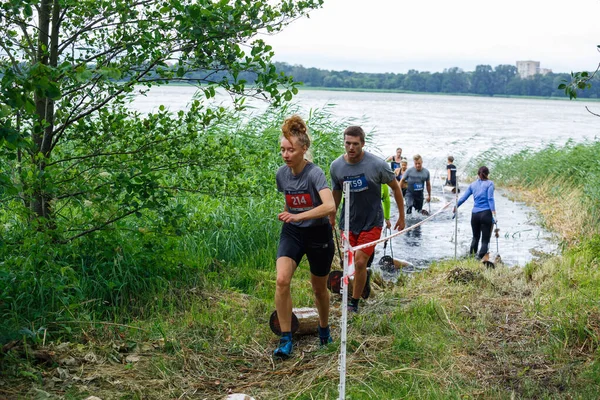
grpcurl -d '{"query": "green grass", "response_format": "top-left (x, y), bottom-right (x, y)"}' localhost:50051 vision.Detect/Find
top-left (2, 110), bottom-right (600, 399)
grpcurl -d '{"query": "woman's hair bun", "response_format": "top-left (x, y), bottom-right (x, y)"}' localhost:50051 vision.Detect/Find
top-left (282, 115), bottom-right (307, 137)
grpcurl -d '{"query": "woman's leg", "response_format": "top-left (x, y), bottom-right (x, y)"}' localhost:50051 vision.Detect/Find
top-left (478, 210), bottom-right (494, 259)
top-left (275, 257), bottom-right (296, 332)
top-left (470, 212), bottom-right (482, 256)
top-left (310, 273), bottom-right (330, 329)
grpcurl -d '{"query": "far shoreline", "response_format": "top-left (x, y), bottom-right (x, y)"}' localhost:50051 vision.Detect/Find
top-left (158, 81), bottom-right (600, 103)
top-left (295, 85), bottom-right (600, 102)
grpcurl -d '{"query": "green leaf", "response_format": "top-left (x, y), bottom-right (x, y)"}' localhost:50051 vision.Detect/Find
top-left (46, 83), bottom-right (61, 100)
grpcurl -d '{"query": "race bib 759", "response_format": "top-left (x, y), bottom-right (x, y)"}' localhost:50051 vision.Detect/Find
top-left (345, 174), bottom-right (368, 192)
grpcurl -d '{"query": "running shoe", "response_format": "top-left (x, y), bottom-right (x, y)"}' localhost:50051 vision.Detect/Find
top-left (273, 336), bottom-right (293, 359)
top-left (347, 301), bottom-right (359, 313)
top-left (318, 325), bottom-right (333, 346)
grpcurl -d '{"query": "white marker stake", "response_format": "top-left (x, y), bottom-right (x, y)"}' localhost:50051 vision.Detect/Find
top-left (338, 181), bottom-right (350, 400)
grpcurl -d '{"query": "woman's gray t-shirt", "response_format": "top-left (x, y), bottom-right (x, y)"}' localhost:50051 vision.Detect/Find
top-left (276, 162), bottom-right (329, 228)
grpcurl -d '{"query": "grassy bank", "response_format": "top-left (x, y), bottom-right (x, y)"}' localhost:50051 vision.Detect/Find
top-left (2, 121), bottom-right (600, 398)
top-left (3, 240), bottom-right (598, 399)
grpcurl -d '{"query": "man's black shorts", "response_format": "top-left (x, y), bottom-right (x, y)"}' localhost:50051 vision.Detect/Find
top-left (277, 223), bottom-right (334, 277)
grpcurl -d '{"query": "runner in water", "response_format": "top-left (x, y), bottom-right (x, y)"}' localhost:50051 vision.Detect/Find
top-left (399, 154), bottom-right (431, 215)
top-left (274, 115), bottom-right (335, 358)
top-left (454, 166), bottom-right (497, 260)
top-left (385, 147), bottom-right (403, 171)
top-left (395, 159), bottom-right (408, 192)
top-left (445, 155), bottom-right (458, 193)
top-left (330, 126), bottom-right (405, 313)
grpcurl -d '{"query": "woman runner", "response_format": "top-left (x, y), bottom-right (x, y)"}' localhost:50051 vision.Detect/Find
top-left (454, 166), bottom-right (497, 260)
top-left (273, 115), bottom-right (335, 358)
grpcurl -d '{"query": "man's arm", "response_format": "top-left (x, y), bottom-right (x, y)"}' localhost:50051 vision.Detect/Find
top-left (426, 179), bottom-right (431, 202)
top-left (387, 179), bottom-right (405, 231)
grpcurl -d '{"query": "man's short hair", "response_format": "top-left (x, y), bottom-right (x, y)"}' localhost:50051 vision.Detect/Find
top-left (448, 155), bottom-right (454, 162)
top-left (413, 154), bottom-right (422, 161)
top-left (344, 126), bottom-right (365, 143)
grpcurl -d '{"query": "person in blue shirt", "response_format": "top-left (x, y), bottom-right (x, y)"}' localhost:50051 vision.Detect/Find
top-left (454, 166), bottom-right (497, 260)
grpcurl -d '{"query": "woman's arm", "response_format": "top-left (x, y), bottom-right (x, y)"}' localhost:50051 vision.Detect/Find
top-left (278, 188), bottom-right (335, 223)
top-left (456, 184), bottom-right (473, 209)
top-left (487, 182), bottom-right (496, 213)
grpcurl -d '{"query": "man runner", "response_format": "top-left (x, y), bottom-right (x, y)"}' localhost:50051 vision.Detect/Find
top-left (330, 126), bottom-right (405, 313)
top-left (399, 154), bottom-right (431, 215)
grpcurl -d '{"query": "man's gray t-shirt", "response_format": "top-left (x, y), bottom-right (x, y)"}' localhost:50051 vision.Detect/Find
top-left (276, 162), bottom-right (329, 228)
top-left (330, 152), bottom-right (395, 234)
top-left (403, 167), bottom-right (430, 197)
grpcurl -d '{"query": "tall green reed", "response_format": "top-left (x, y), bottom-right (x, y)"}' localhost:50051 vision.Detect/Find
top-left (0, 104), bottom-right (348, 339)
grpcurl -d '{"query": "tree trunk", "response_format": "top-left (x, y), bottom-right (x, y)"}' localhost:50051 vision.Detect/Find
top-left (30, 0), bottom-right (58, 221)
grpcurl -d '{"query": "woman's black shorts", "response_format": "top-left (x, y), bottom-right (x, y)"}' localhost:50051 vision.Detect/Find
top-left (277, 223), bottom-right (334, 277)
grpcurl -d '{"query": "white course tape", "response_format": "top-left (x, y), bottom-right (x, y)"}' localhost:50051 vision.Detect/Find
top-left (349, 201), bottom-right (453, 253)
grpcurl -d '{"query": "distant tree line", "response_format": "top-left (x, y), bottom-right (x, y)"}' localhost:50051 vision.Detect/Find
top-left (271, 62), bottom-right (600, 99)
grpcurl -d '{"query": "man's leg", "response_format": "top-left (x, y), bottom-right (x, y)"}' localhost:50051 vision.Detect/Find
top-left (351, 249), bottom-right (370, 304)
top-left (405, 192), bottom-right (414, 214)
top-left (414, 194), bottom-right (424, 212)
top-left (347, 227), bottom-right (380, 311)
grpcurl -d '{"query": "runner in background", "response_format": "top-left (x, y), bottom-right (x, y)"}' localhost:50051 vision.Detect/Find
top-left (395, 159), bottom-right (409, 192)
top-left (274, 115), bottom-right (335, 358)
top-left (399, 154), bottom-right (431, 215)
top-left (385, 147), bottom-right (403, 171)
top-left (445, 155), bottom-right (459, 193)
top-left (330, 126), bottom-right (405, 313)
top-left (453, 166), bottom-right (497, 260)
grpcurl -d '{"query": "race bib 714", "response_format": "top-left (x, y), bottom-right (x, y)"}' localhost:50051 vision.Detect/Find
top-left (413, 182), bottom-right (424, 191)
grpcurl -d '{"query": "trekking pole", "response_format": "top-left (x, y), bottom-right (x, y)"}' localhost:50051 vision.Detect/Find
top-left (454, 188), bottom-right (458, 260)
top-left (494, 223), bottom-right (500, 254)
top-left (334, 228), bottom-right (343, 267)
top-left (388, 227), bottom-right (394, 260)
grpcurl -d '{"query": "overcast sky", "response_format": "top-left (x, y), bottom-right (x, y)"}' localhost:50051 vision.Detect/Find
top-left (263, 0), bottom-right (600, 74)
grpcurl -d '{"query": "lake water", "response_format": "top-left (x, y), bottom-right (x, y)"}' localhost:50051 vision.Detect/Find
top-left (131, 87), bottom-right (600, 268)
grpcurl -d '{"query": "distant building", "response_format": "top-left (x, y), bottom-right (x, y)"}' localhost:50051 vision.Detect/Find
top-left (516, 60), bottom-right (552, 79)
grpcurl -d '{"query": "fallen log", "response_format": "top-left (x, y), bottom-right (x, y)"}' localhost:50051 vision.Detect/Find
top-left (269, 307), bottom-right (320, 336)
